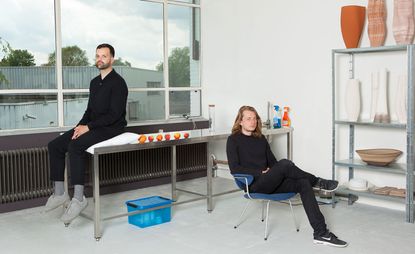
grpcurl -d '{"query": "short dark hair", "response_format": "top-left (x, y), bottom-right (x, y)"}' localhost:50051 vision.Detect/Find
top-left (96, 43), bottom-right (115, 57)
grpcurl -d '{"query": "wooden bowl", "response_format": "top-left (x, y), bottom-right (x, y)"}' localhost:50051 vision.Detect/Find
top-left (356, 149), bottom-right (402, 166)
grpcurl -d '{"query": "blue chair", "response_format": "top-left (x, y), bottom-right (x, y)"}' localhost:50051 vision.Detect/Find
top-left (232, 173), bottom-right (299, 240)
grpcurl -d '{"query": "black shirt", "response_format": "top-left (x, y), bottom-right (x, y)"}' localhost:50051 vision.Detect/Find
top-left (226, 132), bottom-right (278, 177)
top-left (78, 69), bottom-right (128, 131)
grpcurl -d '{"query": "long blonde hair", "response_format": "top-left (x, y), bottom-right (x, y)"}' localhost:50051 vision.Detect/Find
top-left (231, 105), bottom-right (262, 138)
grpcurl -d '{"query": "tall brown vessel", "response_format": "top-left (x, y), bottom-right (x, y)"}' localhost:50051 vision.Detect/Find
top-left (341, 5), bottom-right (366, 48)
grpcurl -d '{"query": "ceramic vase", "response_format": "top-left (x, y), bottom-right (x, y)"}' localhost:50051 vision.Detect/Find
top-left (374, 69), bottom-right (390, 123)
top-left (393, 0), bottom-right (415, 45)
top-left (368, 0), bottom-right (387, 47)
top-left (370, 72), bottom-right (379, 121)
top-left (395, 75), bottom-right (407, 124)
top-left (341, 5), bottom-right (366, 48)
top-left (345, 79), bottom-right (361, 121)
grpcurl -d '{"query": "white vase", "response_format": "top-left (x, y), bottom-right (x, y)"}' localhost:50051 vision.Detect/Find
top-left (345, 79), bottom-right (361, 121)
top-left (395, 75), bottom-right (407, 124)
top-left (370, 72), bottom-right (379, 121)
top-left (374, 69), bottom-right (390, 123)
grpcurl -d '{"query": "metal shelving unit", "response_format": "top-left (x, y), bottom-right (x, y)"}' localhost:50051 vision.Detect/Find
top-left (332, 45), bottom-right (415, 223)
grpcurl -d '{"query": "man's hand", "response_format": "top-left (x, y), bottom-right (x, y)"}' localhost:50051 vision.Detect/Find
top-left (262, 167), bottom-right (270, 174)
top-left (72, 125), bottom-right (89, 139)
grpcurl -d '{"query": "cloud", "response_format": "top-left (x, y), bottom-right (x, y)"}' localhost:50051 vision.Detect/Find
top-left (0, 0), bottom-right (196, 70)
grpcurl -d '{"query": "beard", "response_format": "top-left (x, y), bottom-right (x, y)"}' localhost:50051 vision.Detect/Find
top-left (96, 61), bottom-right (111, 70)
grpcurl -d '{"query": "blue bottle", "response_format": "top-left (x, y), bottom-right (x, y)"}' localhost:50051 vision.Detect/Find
top-left (272, 105), bottom-right (282, 129)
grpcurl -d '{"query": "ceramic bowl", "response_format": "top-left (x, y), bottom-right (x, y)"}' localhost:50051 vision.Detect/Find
top-left (348, 178), bottom-right (368, 191)
top-left (356, 148), bottom-right (402, 166)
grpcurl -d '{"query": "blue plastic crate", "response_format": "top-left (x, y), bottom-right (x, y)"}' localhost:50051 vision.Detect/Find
top-left (126, 196), bottom-right (172, 228)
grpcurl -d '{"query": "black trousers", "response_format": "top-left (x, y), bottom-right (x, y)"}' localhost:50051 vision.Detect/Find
top-left (249, 159), bottom-right (327, 236)
top-left (48, 127), bottom-right (123, 185)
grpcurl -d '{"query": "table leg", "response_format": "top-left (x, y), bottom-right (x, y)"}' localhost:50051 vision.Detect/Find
top-left (171, 145), bottom-right (177, 202)
top-left (207, 142), bottom-right (213, 212)
top-left (287, 130), bottom-right (293, 161)
top-left (93, 154), bottom-right (102, 240)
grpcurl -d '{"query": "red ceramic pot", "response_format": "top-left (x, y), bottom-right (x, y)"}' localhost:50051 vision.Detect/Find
top-left (341, 5), bottom-right (366, 48)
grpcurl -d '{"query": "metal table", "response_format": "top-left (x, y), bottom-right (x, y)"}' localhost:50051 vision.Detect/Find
top-left (87, 127), bottom-right (293, 240)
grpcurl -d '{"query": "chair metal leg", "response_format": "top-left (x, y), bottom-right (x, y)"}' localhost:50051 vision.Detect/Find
top-left (264, 201), bottom-right (270, 240)
top-left (261, 200), bottom-right (266, 222)
top-left (234, 200), bottom-right (251, 229)
top-left (288, 199), bottom-right (299, 232)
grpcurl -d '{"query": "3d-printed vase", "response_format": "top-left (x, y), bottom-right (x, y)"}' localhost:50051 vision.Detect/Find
top-left (345, 79), bottom-right (361, 121)
top-left (370, 72), bottom-right (379, 121)
top-left (374, 69), bottom-right (390, 123)
top-left (393, 0), bottom-right (415, 45)
top-left (341, 5), bottom-right (366, 48)
top-left (368, 0), bottom-right (386, 47)
top-left (395, 75), bottom-right (407, 124)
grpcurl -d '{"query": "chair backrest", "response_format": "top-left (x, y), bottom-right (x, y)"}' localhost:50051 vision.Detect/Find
top-left (232, 174), bottom-right (254, 191)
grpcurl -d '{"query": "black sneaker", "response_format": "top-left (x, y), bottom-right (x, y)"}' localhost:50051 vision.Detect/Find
top-left (313, 178), bottom-right (339, 192)
top-left (314, 232), bottom-right (348, 247)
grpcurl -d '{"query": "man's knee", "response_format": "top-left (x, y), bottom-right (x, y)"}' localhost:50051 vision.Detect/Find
top-left (47, 140), bottom-right (56, 151)
top-left (297, 178), bottom-right (313, 193)
top-left (68, 140), bottom-right (85, 154)
top-left (48, 137), bottom-right (62, 153)
top-left (276, 159), bottom-right (294, 169)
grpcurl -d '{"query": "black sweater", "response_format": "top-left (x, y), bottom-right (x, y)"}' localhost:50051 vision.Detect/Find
top-left (226, 132), bottom-right (278, 177)
top-left (78, 69), bottom-right (128, 131)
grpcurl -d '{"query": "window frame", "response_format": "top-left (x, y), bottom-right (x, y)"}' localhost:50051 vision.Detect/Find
top-left (0, 0), bottom-right (202, 132)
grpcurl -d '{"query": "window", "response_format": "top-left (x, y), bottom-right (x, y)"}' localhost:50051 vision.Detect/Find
top-left (0, 94), bottom-right (58, 129)
top-left (168, 4), bottom-right (201, 88)
top-left (0, 0), bottom-right (56, 130)
top-left (0, 0), bottom-right (201, 131)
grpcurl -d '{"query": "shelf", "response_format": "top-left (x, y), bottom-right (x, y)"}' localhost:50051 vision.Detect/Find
top-left (336, 186), bottom-right (406, 202)
top-left (335, 159), bottom-right (407, 175)
top-left (335, 120), bottom-right (406, 129)
top-left (332, 45), bottom-right (407, 54)
top-left (332, 44), bottom-right (414, 223)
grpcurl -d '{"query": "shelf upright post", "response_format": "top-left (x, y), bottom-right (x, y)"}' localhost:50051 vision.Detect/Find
top-left (331, 50), bottom-right (337, 207)
top-left (406, 45), bottom-right (414, 223)
top-left (348, 53), bottom-right (355, 181)
top-left (332, 50), bottom-right (336, 181)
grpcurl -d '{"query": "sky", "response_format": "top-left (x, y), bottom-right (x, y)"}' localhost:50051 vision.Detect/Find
top-left (0, 0), bottom-right (196, 70)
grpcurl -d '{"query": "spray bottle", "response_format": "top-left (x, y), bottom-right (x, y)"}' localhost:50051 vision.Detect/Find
top-left (282, 106), bottom-right (291, 127)
top-left (272, 105), bottom-right (282, 128)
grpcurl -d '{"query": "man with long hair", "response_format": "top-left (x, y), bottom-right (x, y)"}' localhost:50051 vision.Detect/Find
top-left (226, 105), bottom-right (347, 247)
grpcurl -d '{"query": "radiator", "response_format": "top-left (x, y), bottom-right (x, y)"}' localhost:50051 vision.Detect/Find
top-left (0, 147), bottom-right (51, 204)
top-left (0, 143), bottom-right (207, 205)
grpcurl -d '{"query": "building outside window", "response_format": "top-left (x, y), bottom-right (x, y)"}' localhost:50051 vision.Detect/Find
top-left (0, 0), bottom-right (201, 131)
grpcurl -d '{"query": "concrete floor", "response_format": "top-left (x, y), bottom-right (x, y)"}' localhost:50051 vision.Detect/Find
top-left (0, 177), bottom-right (414, 254)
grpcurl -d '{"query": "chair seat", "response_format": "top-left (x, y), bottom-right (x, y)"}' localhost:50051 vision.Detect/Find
top-left (245, 192), bottom-right (296, 201)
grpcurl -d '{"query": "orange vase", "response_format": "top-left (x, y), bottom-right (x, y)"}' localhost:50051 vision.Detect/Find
top-left (341, 5), bottom-right (366, 48)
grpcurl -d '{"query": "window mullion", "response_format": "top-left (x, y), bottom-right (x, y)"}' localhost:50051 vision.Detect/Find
top-left (163, 0), bottom-right (170, 120)
top-left (54, 0), bottom-right (64, 127)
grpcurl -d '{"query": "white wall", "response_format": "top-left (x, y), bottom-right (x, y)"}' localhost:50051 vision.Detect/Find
top-left (201, 0), bottom-right (409, 210)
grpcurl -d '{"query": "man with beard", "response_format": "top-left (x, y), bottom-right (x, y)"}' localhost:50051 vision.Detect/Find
top-left (44, 43), bottom-right (128, 224)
